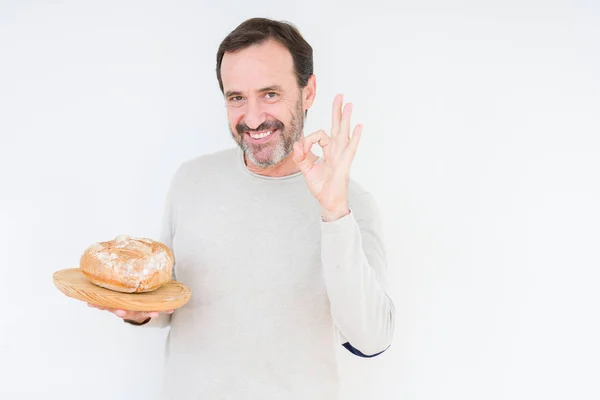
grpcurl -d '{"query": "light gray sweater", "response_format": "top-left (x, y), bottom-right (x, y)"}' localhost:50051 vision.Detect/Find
top-left (141, 147), bottom-right (395, 399)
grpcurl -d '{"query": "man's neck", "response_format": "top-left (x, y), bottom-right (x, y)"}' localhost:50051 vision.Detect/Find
top-left (245, 152), bottom-right (319, 178)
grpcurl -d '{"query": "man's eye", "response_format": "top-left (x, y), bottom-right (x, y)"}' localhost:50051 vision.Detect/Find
top-left (230, 96), bottom-right (243, 102)
top-left (265, 92), bottom-right (278, 99)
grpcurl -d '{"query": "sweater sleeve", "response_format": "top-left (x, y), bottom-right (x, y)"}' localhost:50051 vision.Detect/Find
top-left (320, 192), bottom-right (395, 356)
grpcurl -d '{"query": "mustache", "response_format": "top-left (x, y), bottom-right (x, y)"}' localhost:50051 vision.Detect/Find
top-left (236, 120), bottom-right (284, 134)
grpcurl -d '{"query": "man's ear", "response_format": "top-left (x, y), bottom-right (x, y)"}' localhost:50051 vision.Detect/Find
top-left (302, 74), bottom-right (317, 111)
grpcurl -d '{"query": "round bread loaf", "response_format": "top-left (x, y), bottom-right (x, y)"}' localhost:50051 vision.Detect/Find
top-left (80, 234), bottom-right (174, 293)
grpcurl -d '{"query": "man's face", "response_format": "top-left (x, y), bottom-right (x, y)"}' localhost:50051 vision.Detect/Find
top-left (220, 39), bottom-right (313, 168)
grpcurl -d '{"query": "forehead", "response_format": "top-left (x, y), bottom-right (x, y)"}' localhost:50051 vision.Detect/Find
top-left (220, 39), bottom-right (296, 93)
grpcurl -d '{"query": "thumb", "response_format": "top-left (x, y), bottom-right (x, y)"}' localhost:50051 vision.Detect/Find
top-left (293, 140), bottom-right (313, 174)
top-left (292, 141), bottom-right (304, 164)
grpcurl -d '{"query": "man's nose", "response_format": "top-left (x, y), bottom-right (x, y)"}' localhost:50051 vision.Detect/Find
top-left (243, 98), bottom-right (266, 130)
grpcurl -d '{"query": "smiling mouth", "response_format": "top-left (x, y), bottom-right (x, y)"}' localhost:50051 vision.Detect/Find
top-left (246, 128), bottom-right (278, 141)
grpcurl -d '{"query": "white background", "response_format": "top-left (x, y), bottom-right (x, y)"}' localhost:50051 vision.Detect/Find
top-left (1, 1), bottom-right (599, 399)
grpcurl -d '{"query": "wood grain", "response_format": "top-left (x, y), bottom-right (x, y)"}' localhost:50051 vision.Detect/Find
top-left (53, 268), bottom-right (191, 312)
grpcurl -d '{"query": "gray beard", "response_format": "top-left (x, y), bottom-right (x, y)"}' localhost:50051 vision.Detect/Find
top-left (234, 97), bottom-right (304, 168)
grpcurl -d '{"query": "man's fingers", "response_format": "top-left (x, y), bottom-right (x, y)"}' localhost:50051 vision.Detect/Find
top-left (338, 102), bottom-right (353, 146)
top-left (88, 303), bottom-right (110, 311)
top-left (303, 130), bottom-right (331, 155)
top-left (331, 94), bottom-right (343, 138)
top-left (88, 303), bottom-right (171, 320)
top-left (293, 130), bottom-right (331, 172)
top-left (343, 124), bottom-right (363, 164)
top-left (116, 310), bottom-right (158, 319)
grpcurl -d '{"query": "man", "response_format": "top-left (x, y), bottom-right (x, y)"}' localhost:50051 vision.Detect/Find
top-left (90, 17), bottom-right (395, 399)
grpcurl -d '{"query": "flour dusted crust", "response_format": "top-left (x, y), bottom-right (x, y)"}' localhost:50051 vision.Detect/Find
top-left (80, 234), bottom-right (174, 293)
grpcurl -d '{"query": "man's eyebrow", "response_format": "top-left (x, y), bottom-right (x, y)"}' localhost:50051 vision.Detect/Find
top-left (224, 85), bottom-right (285, 98)
top-left (225, 90), bottom-right (242, 98)
top-left (258, 85), bottom-right (284, 93)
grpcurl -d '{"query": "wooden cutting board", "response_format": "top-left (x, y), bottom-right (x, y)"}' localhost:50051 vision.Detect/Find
top-left (53, 268), bottom-right (191, 312)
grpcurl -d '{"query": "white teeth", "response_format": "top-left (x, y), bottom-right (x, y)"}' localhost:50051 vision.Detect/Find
top-left (250, 130), bottom-right (273, 139)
